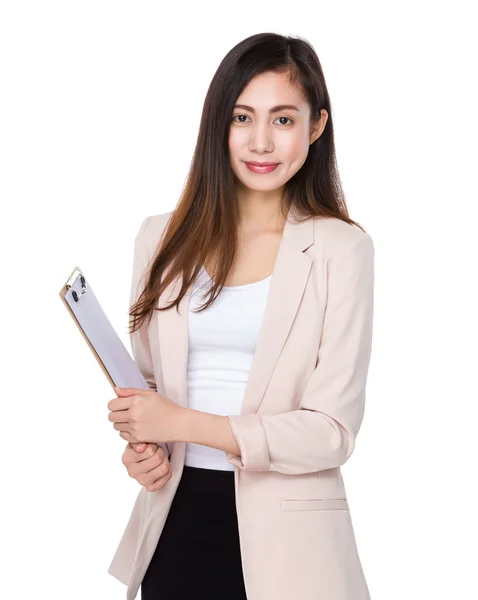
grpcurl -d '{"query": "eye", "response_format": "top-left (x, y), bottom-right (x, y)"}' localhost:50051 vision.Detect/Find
top-left (231, 115), bottom-right (294, 126)
top-left (232, 114), bottom-right (251, 124)
top-left (274, 116), bottom-right (294, 126)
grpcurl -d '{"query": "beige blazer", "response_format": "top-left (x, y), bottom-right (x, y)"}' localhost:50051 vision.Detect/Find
top-left (107, 207), bottom-right (375, 600)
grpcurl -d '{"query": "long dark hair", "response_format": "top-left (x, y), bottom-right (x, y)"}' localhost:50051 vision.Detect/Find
top-left (130, 32), bottom-right (366, 334)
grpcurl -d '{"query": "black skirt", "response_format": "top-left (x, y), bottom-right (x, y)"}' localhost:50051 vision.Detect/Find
top-left (141, 465), bottom-right (248, 600)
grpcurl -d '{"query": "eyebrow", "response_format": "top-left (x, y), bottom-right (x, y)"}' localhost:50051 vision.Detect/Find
top-left (233, 104), bottom-right (300, 114)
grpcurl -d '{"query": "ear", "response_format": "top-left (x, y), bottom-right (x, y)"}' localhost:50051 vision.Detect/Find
top-left (310, 108), bottom-right (328, 144)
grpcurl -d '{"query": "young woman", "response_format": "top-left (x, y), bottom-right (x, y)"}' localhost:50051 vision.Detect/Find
top-left (107, 32), bottom-right (375, 600)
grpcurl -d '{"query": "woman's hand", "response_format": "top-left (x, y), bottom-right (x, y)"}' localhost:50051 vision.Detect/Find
top-left (107, 386), bottom-right (182, 445)
top-left (122, 442), bottom-right (172, 492)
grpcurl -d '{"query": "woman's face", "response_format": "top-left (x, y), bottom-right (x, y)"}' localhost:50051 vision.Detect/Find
top-left (228, 70), bottom-right (328, 194)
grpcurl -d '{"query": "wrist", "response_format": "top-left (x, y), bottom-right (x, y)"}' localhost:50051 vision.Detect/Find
top-left (173, 406), bottom-right (195, 443)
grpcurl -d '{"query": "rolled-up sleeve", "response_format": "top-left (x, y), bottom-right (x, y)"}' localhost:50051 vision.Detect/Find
top-left (226, 232), bottom-right (375, 475)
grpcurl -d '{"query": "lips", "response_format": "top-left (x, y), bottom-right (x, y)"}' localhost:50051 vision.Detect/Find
top-left (244, 161), bottom-right (280, 174)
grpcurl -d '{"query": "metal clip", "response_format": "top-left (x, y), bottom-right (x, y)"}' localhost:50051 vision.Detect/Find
top-left (66, 269), bottom-right (88, 302)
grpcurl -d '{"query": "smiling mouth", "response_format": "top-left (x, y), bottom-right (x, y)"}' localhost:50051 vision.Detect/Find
top-left (244, 162), bottom-right (280, 174)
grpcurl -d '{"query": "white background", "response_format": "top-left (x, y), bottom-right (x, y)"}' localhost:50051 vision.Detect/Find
top-left (1, 1), bottom-right (477, 598)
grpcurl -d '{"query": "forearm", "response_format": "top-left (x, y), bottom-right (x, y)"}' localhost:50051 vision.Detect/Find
top-left (176, 408), bottom-right (241, 456)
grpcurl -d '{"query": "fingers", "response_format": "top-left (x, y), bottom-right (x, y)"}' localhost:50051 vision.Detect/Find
top-left (123, 444), bottom-right (164, 470)
top-left (144, 469), bottom-right (172, 492)
top-left (122, 443), bottom-right (171, 494)
top-left (123, 443), bottom-right (154, 468)
top-left (128, 447), bottom-right (171, 487)
top-left (138, 459), bottom-right (172, 492)
top-left (130, 447), bottom-right (165, 473)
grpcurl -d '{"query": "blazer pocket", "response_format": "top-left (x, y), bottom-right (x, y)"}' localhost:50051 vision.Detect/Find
top-left (281, 498), bottom-right (349, 511)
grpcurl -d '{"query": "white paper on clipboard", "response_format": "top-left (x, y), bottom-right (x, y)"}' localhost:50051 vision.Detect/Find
top-left (59, 266), bottom-right (170, 458)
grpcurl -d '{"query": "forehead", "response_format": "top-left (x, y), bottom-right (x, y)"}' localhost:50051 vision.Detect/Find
top-left (236, 71), bottom-right (308, 112)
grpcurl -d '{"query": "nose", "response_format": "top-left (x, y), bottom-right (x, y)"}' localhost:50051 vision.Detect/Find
top-left (248, 121), bottom-right (274, 153)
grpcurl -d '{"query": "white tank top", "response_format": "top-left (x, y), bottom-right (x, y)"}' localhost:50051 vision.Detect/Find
top-left (185, 265), bottom-right (272, 470)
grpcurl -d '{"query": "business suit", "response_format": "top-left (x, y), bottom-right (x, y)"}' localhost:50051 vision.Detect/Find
top-left (107, 206), bottom-right (375, 600)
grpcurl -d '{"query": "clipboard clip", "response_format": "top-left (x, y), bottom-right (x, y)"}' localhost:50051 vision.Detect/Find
top-left (66, 268), bottom-right (88, 303)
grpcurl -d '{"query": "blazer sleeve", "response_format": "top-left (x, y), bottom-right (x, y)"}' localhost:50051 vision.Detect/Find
top-left (129, 215), bottom-right (157, 392)
top-left (225, 232), bottom-right (375, 475)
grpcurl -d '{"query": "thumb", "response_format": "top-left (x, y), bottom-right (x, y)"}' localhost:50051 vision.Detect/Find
top-left (133, 442), bottom-right (147, 453)
top-left (114, 386), bottom-right (134, 396)
top-left (114, 386), bottom-right (154, 396)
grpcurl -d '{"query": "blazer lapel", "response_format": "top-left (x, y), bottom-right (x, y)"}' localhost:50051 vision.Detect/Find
top-left (156, 208), bottom-right (315, 417)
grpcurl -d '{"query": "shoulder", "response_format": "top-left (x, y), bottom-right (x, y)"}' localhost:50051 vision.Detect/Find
top-left (148, 211), bottom-right (174, 231)
top-left (311, 215), bottom-right (374, 259)
top-left (137, 211), bottom-right (174, 249)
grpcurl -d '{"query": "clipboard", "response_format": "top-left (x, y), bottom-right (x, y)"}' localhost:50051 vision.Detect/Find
top-left (59, 266), bottom-right (170, 458)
